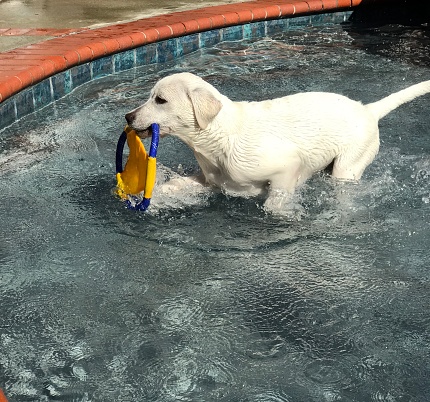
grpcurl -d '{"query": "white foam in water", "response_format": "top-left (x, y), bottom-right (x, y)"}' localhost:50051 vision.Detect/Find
top-left (1, 22), bottom-right (430, 401)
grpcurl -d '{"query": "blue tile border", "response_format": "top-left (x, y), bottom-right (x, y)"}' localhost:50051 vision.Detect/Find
top-left (243, 21), bottom-right (266, 40)
top-left (135, 43), bottom-right (158, 67)
top-left (0, 98), bottom-right (15, 129)
top-left (157, 39), bottom-right (180, 64)
top-left (33, 79), bottom-right (52, 111)
top-left (15, 89), bottom-right (35, 119)
top-left (51, 69), bottom-right (72, 101)
top-left (71, 63), bottom-right (92, 89)
top-left (114, 49), bottom-right (135, 73)
top-left (0, 11), bottom-right (351, 132)
top-left (91, 56), bottom-right (114, 79)
top-left (222, 25), bottom-right (244, 42)
top-left (199, 28), bottom-right (222, 49)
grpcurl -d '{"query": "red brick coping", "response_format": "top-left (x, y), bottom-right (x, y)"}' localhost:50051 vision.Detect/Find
top-left (0, 0), bottom-right (364, 104)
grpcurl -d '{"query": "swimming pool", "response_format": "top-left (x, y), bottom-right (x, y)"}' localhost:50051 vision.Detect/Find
top-left (1, 15), bottom-right (430, 402)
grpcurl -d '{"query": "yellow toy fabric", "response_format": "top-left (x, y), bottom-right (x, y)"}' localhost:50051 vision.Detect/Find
top-left (116, 126), bottom-right (148, 198)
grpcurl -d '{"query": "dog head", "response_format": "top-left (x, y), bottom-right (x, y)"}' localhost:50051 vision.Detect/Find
top-left (125, 73), bottom-right (223, 140)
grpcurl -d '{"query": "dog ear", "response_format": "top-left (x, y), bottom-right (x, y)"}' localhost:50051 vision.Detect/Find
top-left (188, 87), bottom-right (222, 129)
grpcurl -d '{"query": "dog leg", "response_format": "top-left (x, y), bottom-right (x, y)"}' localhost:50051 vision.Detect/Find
top-left (264, 160), bottom-right (307, 217)
top-left (332, 137), bottom-right (380, 181)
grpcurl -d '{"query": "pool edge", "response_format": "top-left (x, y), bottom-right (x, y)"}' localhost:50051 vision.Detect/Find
top-left (0, 1), bottom-right (361, 102)
top-left (0, 1), bottom-right (359, 131)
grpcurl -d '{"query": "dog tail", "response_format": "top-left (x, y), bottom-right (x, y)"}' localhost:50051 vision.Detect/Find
top-left (366, 80), bottom-right (430, 121)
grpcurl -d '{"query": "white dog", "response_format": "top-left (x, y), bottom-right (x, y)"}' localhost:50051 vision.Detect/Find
top-left (125, 72), bottom-right (430, 211)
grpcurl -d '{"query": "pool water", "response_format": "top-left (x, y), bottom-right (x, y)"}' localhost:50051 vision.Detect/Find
top-left (1, 21), bottom-right (429, 401)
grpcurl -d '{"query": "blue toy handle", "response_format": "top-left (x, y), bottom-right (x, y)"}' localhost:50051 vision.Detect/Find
top-left (115, 130), bottom-right (127, 174)
top-left (149, 123), bottom-right (159, 158)
top-left (127, 197), bottom-right (151, 211)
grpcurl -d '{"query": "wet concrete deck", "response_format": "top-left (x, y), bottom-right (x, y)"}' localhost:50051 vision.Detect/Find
top-left (0, 0), bottom-right (244, 52)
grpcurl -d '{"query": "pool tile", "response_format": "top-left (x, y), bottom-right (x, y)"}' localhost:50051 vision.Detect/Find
top-left (71, 63), bottom-right (92, 89)
top-left (14, 88), bottom-right (35, 119)
top-left (180, 33), bottom-right (200, 55)
top-left (135, 46), bottom-right (147, 67)
top-left (33, 79), bottom-right (53, 110)
top-left (311, 12), bottom-right (350, 24)
top-left (266, 18), bottom-right (288, 36)
top-left (91, 56), bottom-right (113, 78)
top-left (175, 38), bottom-right (185, 59)
top-left (199, 29), bottom-right (222, 48)
top-left (289, 15), bottom-right (312, 27)
top-left (114, 49), bottom-right (135, 73)
top-left (157, 39), bottom-right (179, 63)
top-left (135, 43), bottom-right (157, 67)
top-left (243, 21), bottom-right (266, 39)
top-left (222, 25), bottom-right (243, 41)
top-left (0, 98), bottom-right (16, 129)
top-left (51, 70), bottom-right (72, 100)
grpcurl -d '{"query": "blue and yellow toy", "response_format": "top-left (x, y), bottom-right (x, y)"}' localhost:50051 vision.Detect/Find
top-left (115, 123), bottom-right (159, 211)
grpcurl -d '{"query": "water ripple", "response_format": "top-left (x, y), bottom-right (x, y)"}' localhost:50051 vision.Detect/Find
top-left (245, 335), bottom-right (287, 360)
top-left (1, 18), bottom-right (430, 402)
top-left (154, 297), bottom-right (204, 335)
top-left (251, 390), bottom-right (293, 402)
top-left (305, 359), bottom-right (351, 385)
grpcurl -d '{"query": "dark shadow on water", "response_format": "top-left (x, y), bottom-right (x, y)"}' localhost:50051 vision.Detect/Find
top-left (349, 0), bottom-right (430, 26)
top-left (344, 0), bottom-right (430, 67)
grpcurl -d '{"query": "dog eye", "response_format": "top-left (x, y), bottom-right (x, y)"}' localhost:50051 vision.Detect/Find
top-left (155, 96), bottom-right (167, 105)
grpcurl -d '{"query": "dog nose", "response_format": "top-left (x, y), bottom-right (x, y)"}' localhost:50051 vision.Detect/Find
top-left (125, 111), bottom-right (135, 125)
